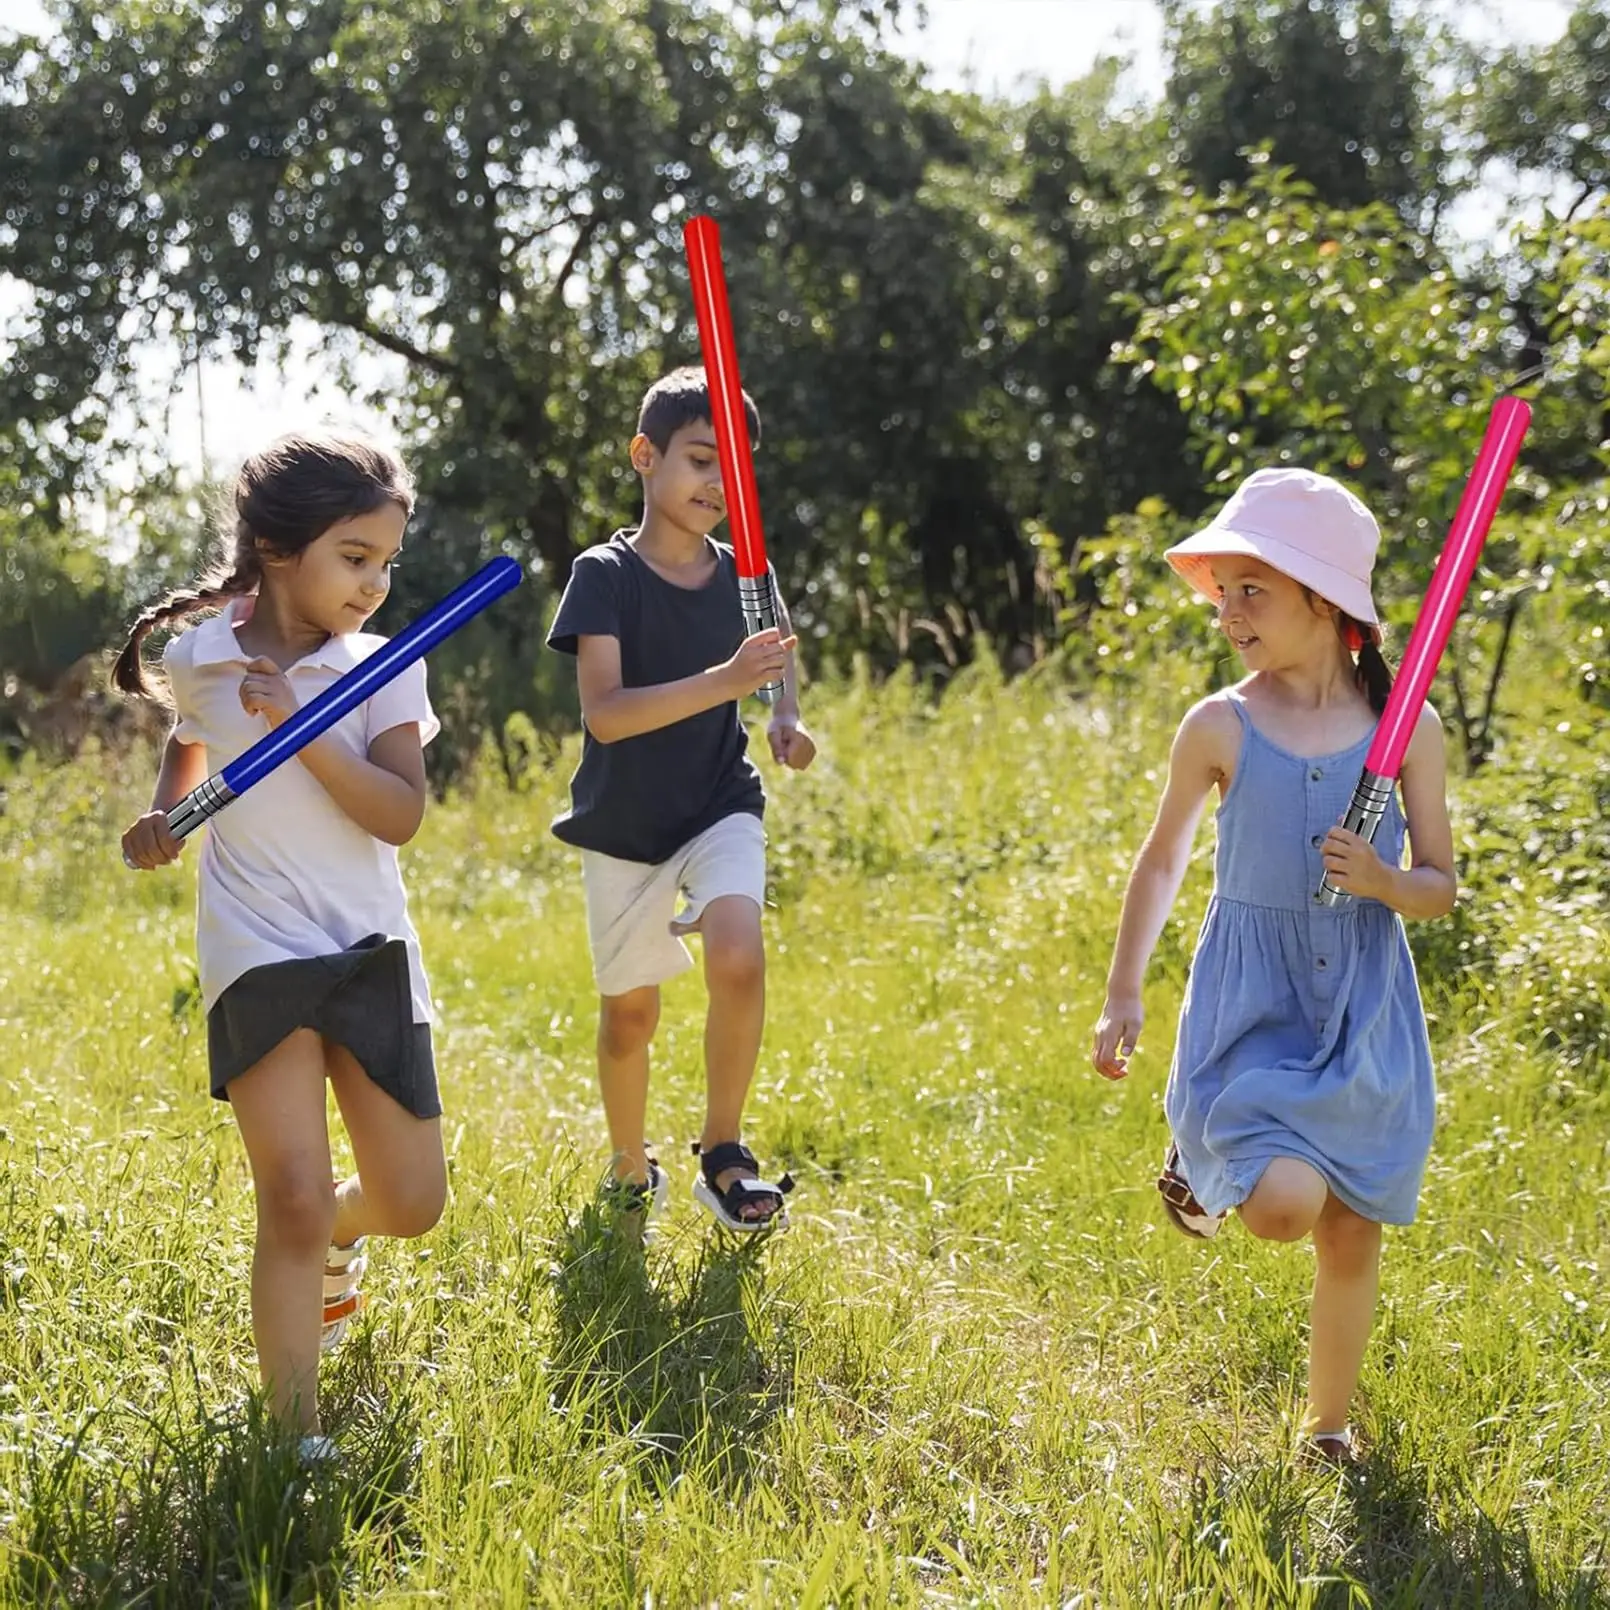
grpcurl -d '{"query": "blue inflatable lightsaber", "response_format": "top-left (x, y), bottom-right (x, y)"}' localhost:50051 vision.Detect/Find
top-left (125, 557), bottom-right (522, 866)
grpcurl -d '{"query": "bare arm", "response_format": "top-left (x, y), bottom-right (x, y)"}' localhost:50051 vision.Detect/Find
top-left (763, 584), bottom-right (819, 768)
top-left (293, 722), bottom-right (428, 847)
top-left (771, 584), bottom-right (803, 722)
top-left (234, 655), bottom-right (426, 845)
top-left (1092, 701), bottom-right (1230, 1078)
top-left (576, 627), bottom-right (794, 745)
top-left (154, 728), bottom-right (210, 811)
top-left (120, 728), bottom-right (210, 869)
top-left (1104, 704), bottom-right (1227, 994)
top-left (1324, 702), bottom-right (1456, 920)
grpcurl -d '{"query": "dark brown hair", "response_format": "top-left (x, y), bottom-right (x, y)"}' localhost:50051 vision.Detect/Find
top-left (111, 429), bottom-right (415, 700)
top-left (1351, 623), bottom-right (1394, 715)
top-left (637, 365), bottom-right (760, 454)
top-left (1302, 586), bottom-right (1394, 715)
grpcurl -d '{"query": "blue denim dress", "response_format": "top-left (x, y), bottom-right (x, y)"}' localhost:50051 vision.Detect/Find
top-left (1163, 694), bottom-right (1437, 1224)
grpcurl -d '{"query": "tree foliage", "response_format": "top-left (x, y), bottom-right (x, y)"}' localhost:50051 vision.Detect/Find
top-left (1, 0), bottom-right (1606, 775)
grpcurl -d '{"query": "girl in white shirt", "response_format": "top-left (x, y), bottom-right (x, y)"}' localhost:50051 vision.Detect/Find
top-left (114, 429), bottom-right (447, 1462)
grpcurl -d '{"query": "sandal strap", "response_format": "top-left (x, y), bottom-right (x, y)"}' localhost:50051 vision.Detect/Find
top-left (691, 1140), bottom-right (758, 1182)
top-left (603, 1160), bottom-right (663, 1213)
top-left (323, 1291), bottom-right (362, 1325)
top-left (326, 1236), bottom-right (366, 1272)
top-left (692, 1141), bottom-right (794, 1214)
top-left (1157, 1148), bottom-right (1213, 1218)
top-left (696, 1143), bottom-right (792, 1190)
top-left (723, 1174), bottom-right (794, 1201)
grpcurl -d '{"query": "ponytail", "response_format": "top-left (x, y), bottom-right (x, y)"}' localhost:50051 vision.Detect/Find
top-left (1356, 639), bottom-right (1393, 716)
top-left (1340, 613), bottom-right (1393, 715)
top-left (110, 552), bottom-right (259, 700)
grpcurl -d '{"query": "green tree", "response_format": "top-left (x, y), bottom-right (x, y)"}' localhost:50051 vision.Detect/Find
top-left (0, 487), bottom-right (127, 691)
top-left (1162, 0), bottom-right (1449, 223)
top-left (1113, 159), bottom-right (1610, 769)
top-left (1469, 0), bottom-right (1610, 219)
top-left (1, 0), bottom-right (1071, 697)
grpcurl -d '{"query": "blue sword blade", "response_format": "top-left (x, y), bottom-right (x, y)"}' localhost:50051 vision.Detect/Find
top-left (220, 555), bottom-right (522, 796)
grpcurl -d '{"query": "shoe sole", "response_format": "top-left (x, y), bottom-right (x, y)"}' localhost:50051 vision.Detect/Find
top-left (692, 1174), bottom-right (789, 1234)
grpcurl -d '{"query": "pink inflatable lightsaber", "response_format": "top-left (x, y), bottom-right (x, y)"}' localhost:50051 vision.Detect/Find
top-left (683, 212), bottom-right (783, 706)
top-left (1317, 397), bottom-right (1532, 905)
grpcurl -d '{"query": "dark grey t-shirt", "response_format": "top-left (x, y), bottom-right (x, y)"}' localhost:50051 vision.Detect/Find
top-left (545, 529), bottom-right (767, 865)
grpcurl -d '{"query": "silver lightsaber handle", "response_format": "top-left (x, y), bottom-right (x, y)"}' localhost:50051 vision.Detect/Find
top-left (738, 572), bottom-right (784, 707)
top-left (121, 774), bottom-right (237, 869)
top-left (1314, 768), bottom-right (1393, 906)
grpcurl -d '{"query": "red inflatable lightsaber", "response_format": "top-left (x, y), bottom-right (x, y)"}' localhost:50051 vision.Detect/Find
top-left (1317, 396), bottom-right (1532, 905)
top-left (682, 212), bottom-right (783, 706)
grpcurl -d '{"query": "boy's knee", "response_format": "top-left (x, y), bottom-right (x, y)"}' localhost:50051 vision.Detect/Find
top-left (704, 934), bottom-right (765, 996)
top-left (599, 991), bottom-right (659, 1057)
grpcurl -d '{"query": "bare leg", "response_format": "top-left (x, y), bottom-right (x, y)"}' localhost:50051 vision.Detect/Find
top-left (1304, 1193), bottom-right (1384, 1434)
top-left (224, 1028), bottom-right (336, 1434)
top-left (597, 986), bottom-right (660, 1185)
top-left (325, 1042), bottom-right (448, 1246)
top-left (1238, 1156), bottom-right (1329, 1243)
top-left (695, 895), bottom-right (774, 1223)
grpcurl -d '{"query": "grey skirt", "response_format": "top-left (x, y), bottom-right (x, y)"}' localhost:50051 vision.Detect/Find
top-left (206, 933), bottom-right (442, 1120)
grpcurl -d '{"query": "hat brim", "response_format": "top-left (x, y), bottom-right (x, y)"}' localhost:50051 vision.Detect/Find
top-left (1164, 524), bottom-right (1381, 640)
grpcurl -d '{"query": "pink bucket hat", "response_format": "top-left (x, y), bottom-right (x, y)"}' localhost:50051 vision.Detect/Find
top-left (1164, 468), bottom-right (1382, 641)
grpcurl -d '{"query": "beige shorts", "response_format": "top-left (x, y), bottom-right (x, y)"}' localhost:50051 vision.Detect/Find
top-left (581, 812), bottom-right (767, 998)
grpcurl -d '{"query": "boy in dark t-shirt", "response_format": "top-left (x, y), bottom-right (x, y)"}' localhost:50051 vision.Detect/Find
top-left (546, 366), bottom-right (816, 1233)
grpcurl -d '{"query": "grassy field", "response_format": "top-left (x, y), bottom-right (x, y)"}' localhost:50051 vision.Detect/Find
top-left (0, 642), bottom-right (1605, 1607)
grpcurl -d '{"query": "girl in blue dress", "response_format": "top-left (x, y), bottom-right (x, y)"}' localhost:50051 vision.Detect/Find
top-left (1090, 467), bottom-right (1457, 1465)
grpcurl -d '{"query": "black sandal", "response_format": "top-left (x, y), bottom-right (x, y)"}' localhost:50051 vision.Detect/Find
top-left (690, 1140), bottom-right (793, 1233)
top-left (600, 1147), bottom-right (670, 1226)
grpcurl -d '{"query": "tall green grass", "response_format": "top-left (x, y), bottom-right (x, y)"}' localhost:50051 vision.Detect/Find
top-left (0, 640), bottom-right (1604, 1606)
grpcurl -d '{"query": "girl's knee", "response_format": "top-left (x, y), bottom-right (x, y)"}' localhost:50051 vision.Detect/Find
top-left (1315, 1204), bottom-right (1383, 1273)
top-left (599, 990), bottom-right (659, 1057)
top-left (1240, 1198), bottom-right (1311, 1242)
top-left (256, 1168), bottom-right (337, 1254)
top-left (1240, 1160), bottom-right (1327, 1242)
top-left (376, 1164), bottom-right (447, 1239)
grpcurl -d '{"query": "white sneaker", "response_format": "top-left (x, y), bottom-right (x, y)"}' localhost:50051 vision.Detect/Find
top-left (298, 1432), bottom-right (337, 1467)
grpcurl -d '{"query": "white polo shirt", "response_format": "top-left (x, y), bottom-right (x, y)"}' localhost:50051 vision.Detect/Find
top-left (162, 595), bottom-right (441, 1022)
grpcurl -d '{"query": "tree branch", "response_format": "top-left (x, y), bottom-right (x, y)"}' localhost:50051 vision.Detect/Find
top-left (1563, 178), bottom-right (1598, 225)
top-left (1474, 589), bottom-right (1527, 768)
top-left (1446, 639), bottom-right (1476, 771)
top-left (351, 315), bottom-right (463, 379)
top-left (547, 210), bottom-right (606, 311)
top-left (301, 292), bottom-right (464, 380)
top-left (507, 199), bottom-right (588, 255)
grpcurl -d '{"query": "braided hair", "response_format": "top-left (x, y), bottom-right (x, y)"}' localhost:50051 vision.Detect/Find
top-left (112, 429), bottom-right (415, 700)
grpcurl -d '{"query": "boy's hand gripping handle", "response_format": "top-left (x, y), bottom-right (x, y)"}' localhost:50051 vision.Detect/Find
top-left (738, 574), bottom-right (785, 706)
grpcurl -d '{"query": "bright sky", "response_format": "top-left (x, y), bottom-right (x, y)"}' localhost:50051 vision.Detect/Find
top-left (0, 0), bottom-right (1583, 494)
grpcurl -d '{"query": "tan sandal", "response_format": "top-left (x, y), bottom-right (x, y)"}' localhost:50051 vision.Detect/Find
top-left (1299, 1427), bottom-right (1358, 1467)
top-left (1157, 1143), bottom-right (1226, 1240)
